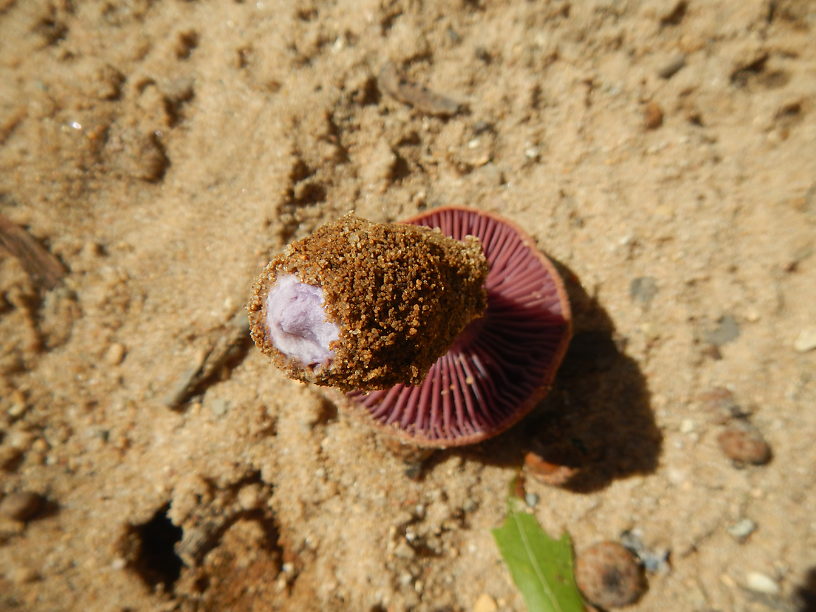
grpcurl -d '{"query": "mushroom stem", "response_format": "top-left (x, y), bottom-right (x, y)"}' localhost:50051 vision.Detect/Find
top-left (248, 214), bottom-right (489, 391)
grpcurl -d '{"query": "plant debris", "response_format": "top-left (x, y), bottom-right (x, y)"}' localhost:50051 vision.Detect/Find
top-left (164, 311), bottom-right (253, 409)
top-left (378, 62), bottom-right (464, 117)
top-left (492, 484), bottom-right (584, 612)
top-left (0, 213), bottom-right (66, 291)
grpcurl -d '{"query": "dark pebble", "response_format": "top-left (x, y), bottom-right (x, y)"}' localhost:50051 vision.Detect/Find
top-left (643, 102), bottom-right (664, 130)
top-left (629, 276), bottom-right (658, 306)
top-left (718, 423), bottom-right (771, 465)
top-left (703, 315), bottom-right (741, 346)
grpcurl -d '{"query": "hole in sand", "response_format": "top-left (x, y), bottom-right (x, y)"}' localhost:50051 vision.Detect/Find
top-left (131, 504), bottom-right (184, 591)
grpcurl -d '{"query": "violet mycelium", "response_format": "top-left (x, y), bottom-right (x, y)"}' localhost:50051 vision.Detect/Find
top-left (248, 207), bottom-right (571, 447)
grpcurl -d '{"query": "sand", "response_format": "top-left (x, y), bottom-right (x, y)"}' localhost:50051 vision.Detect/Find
top-left (1, 1), bottom-right (815, 610)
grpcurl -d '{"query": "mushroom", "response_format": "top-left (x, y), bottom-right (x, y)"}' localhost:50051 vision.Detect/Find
top-left (249, 207), bottom-right (571, 447)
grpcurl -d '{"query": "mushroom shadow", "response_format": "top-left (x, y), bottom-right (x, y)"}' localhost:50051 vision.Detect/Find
top-left (456, 260), bottom-right (662, 493)
top-left (796, 566), bottom-right (816, 612)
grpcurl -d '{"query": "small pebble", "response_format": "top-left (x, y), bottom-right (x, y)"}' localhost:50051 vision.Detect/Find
top-left (104, 343), bottom-right (126, 365)
top-left (619, 529), bottom-right (671, 574)
top-left (704, 315), bottom-right (741, 346)
top-left (643, 102), bottom-right (664, 130)
top-left (8, 404), bottom-right (27, 419)
top-left (524, 492), bottom-right (539, 508)
top-left (745, 571), bottom-right (780, 595)
top-left (237, 484), bottom-right (261, 511)
top-left (397, 571), bottom-right (413, 588)
top-left (524, 451), bottom-right (579, 486)
top-left (727, 518), bottom-right (757, 542)
top-left (720, 573), bottom-right (737, 588)
top-left (657, 55), bottom-right (686, 79)
top-left (394, 540), bottom-right (415, 559)
top-left (7, 431), bottom-right (35, 451)
top-left (209, 397), bottom-right (230, 417)
top-left (576, 541), bottom-right (645, 608)
top-left (793, 327), bottom-right (816, 352)
top-left (718, 423), bottom-right (771, 465)
top-left (629, 276), bottom-right (658, 306)
top-left (0, 491), bottom-right (44, 521)
top-left (472, 593), bottom-right (498, 612)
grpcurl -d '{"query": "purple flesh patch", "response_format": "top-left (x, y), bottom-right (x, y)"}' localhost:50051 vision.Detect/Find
top-left (265, 274), bottom-right (340, 368)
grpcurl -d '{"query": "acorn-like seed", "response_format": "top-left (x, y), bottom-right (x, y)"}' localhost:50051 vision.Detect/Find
top-left (575, 541), bottom-right (645, 609)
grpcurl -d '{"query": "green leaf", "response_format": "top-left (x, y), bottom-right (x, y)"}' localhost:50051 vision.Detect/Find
top-left (492, 497), bottom-right (585, 612)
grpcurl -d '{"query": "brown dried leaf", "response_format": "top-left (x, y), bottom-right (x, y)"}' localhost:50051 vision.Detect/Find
top-left (378, 62), bottom-right (463, 117)
top-left (0, 213), bottom-right (66, 291)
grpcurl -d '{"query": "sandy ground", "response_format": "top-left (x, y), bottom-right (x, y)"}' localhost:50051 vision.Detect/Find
top-left (1, 0), bottom-right (815, 610)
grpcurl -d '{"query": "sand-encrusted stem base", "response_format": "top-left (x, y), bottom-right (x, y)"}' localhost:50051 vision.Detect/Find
top-left (339, 207), bottom-right (573, 448)
top-left (248, 214), bottom-right (488, 391)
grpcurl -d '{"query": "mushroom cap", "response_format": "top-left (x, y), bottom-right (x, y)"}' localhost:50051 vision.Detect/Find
top-left (342, 206), bottom-right (572, 447)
